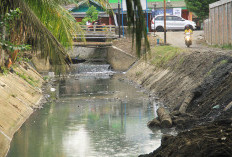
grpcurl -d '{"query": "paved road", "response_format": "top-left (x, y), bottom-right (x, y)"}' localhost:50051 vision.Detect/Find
top-left (155, 30), bottom-right (204, 48)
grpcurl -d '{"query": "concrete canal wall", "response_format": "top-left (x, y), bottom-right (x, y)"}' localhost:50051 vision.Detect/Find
top-left (107, 46), bottom-right (137, 71)
top-left (0, 62), bottom-right (44, 157)
top-left (68, 46), bottom-right (137, 71)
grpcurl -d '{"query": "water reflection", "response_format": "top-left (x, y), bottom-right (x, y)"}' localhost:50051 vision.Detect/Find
top-left (7, 75), bottom-right (162, 157)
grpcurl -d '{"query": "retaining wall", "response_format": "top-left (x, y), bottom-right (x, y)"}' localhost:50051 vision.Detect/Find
top-left (0, 62), bottom-right (44, 157)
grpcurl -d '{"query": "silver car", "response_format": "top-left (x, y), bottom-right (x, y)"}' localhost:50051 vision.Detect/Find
top-left (151, 15), bottom-right (196, 32)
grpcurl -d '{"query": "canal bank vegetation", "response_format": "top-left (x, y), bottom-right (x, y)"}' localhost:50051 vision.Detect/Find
top-left (0, 0), bottom-right (80, 74)
top-left (150, 45), bottom-right (184, 68)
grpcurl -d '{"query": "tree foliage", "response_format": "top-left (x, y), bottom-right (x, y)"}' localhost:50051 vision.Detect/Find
top-left (0, 0), bottom-right (82, 73)
top-left (0, 8), bottom-right (31, 52)
top-left (185, 0), bottom-right (220, 19)
top-left (0, 0), bottom-right (150, 74)
top-left (81, 5), bottom-right (99, 25)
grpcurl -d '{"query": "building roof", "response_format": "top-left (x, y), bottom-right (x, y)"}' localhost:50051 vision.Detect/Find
top-left (64, 0), bottom-right (187, 14)
top-left (65, 0), bottom-right (105, 12)
top-left (110, 0), bottom-right (186, 10)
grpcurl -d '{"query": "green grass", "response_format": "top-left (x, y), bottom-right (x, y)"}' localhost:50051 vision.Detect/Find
top-left (220, 59), bottom-right (228, 65)
top-left (207, 59), bottom-right (228, 76)
top-left (16, 72), bottom-right (38, 87)
top-left (150, 45), bottom-right (183, 67)
top-left (135, 71), bottom-right (143, 77)
top-left (211, 44), bottom-right (232, 50)
top-left (222, 44), bottom-right (232, 50)
top-left (0, 66), bottom-right (10, 75)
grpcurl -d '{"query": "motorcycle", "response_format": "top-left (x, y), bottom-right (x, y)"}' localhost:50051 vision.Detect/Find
top-left (185, 32), bottom-right (192, 47)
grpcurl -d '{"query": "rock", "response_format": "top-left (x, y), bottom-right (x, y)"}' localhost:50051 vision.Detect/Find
top-left (0, 81), bottom-right (6, 87)
top-left (147, 118), bottom-right (161, 128)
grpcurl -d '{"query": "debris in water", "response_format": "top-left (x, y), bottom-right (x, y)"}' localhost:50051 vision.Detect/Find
top-left (48, 72), bottom-right (55, 77)
top-left (50, 88), bottom-right (56, 92)
top-left (213, 105), bottom-right (220, 109)
top-left (224, 102), bottom-right (232, 111)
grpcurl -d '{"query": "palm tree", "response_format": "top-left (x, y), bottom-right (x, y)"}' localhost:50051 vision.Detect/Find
top-left (0, 0), bottom-right (149, 73)
top-left (0, 0), bottom-right (82, 73)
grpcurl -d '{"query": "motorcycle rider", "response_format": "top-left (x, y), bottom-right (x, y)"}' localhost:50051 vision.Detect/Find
top-left (184, 25), bottom-right (193, 47)
top-left (184, 25), bottom-right (193, 35)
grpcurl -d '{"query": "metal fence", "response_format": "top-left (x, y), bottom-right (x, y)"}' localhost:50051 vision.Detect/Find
top-left (204, 0), bottom-right (232, 45)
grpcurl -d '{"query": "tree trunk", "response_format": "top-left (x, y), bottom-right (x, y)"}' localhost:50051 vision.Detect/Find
top-left (0, 19), bottom-right (6, 66)
top-left (157, 107), bottom-right (172, 128)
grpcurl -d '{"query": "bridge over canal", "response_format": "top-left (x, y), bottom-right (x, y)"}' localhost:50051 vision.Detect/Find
top-left (73, 25), bottom-right (118, 47)
top-left (69, 25), bottom-right (136, 71)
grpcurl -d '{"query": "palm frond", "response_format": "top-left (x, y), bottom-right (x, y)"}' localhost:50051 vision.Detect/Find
top-left (126, 0), bottom-right (150, 57)
top-left (1, 0), bottom-right (85, 73)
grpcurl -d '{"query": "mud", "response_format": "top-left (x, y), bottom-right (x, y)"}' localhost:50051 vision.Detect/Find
top-left (127, 48), bottom-right (232, 122)
top-left (124, 45), bottom-right (232, 156)
top-left (140, 120), bottom-right (232, 157)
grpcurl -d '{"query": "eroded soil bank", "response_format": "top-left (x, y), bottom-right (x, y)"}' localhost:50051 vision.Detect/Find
top-left (0, 62), bottom-right (44, 157)
top-left (126, 47), bottom-right (232, 156)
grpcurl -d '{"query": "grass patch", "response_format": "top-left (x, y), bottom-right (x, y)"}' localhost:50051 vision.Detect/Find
top-left (207, 59), bottom-right (228, 76)
top-left (16, 72), bottom-right (38, 87)
top-left (150, 45), bottom-right (183, 67)
top-left (136, 71), bottom-right (143, 77)
top-left (222, 44), bottom-right (232, 50)
top-left (211, 44), bottom-right (232, 50)
top-left (43, 76), bottom-right (49, 81)
top-left (0, 66), bottom-right (9, 75)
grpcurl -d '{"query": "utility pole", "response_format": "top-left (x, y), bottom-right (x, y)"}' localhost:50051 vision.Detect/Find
top-left (164, 0), bottom-right (166, 44)
top-left (118, 0), bottom-right (121, 38)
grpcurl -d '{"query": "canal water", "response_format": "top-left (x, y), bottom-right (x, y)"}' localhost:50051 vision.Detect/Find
top-left (7, 63), bottom-right (162, 157)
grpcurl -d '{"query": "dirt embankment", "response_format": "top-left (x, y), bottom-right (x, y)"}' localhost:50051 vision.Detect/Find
top-left (140, 120), bottom-right (232, 157)
top-left (0, 62), bottom-right (44, 157)
top-left (125, 46), bottom-right (232, 156)
top-left (127, 48), bottom-right (232, 123)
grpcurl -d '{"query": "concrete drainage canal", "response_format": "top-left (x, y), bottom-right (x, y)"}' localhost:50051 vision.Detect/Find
top-left (7, 46), bottom-right (174, 157)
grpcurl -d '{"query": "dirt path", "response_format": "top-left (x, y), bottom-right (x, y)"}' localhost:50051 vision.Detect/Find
top-left (156, 30), bottom-right (204, 49)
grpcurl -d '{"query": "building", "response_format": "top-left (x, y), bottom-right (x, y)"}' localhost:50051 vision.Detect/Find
top-left (65, 0), bottom-right (194, 31)
top-left (65, 0), bottom-right (112, 25)
top-left (109, 0), bottom-right (194, 31)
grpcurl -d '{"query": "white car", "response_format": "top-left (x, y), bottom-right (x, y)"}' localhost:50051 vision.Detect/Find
top-left (151, 15), bottom-right (196, 32)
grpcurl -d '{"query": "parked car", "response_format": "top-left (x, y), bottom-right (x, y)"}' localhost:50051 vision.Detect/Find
top-left (151, 15), bottom-right (196, 32)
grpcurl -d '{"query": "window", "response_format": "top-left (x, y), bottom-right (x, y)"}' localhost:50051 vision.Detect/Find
top-left (172, 16), bottom-right (183, 21)
top-left (155, 16), bottom-right (164, 20)
top-left (166, 16), bottom-right (172, 21)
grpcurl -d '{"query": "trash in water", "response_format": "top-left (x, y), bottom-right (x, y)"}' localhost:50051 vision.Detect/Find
top-left (50, 88), bottom-right (56, 92)
top-left (48, 72), bottom-right (55, 77)
top-left (213, 105), bottom-right (220, 109)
